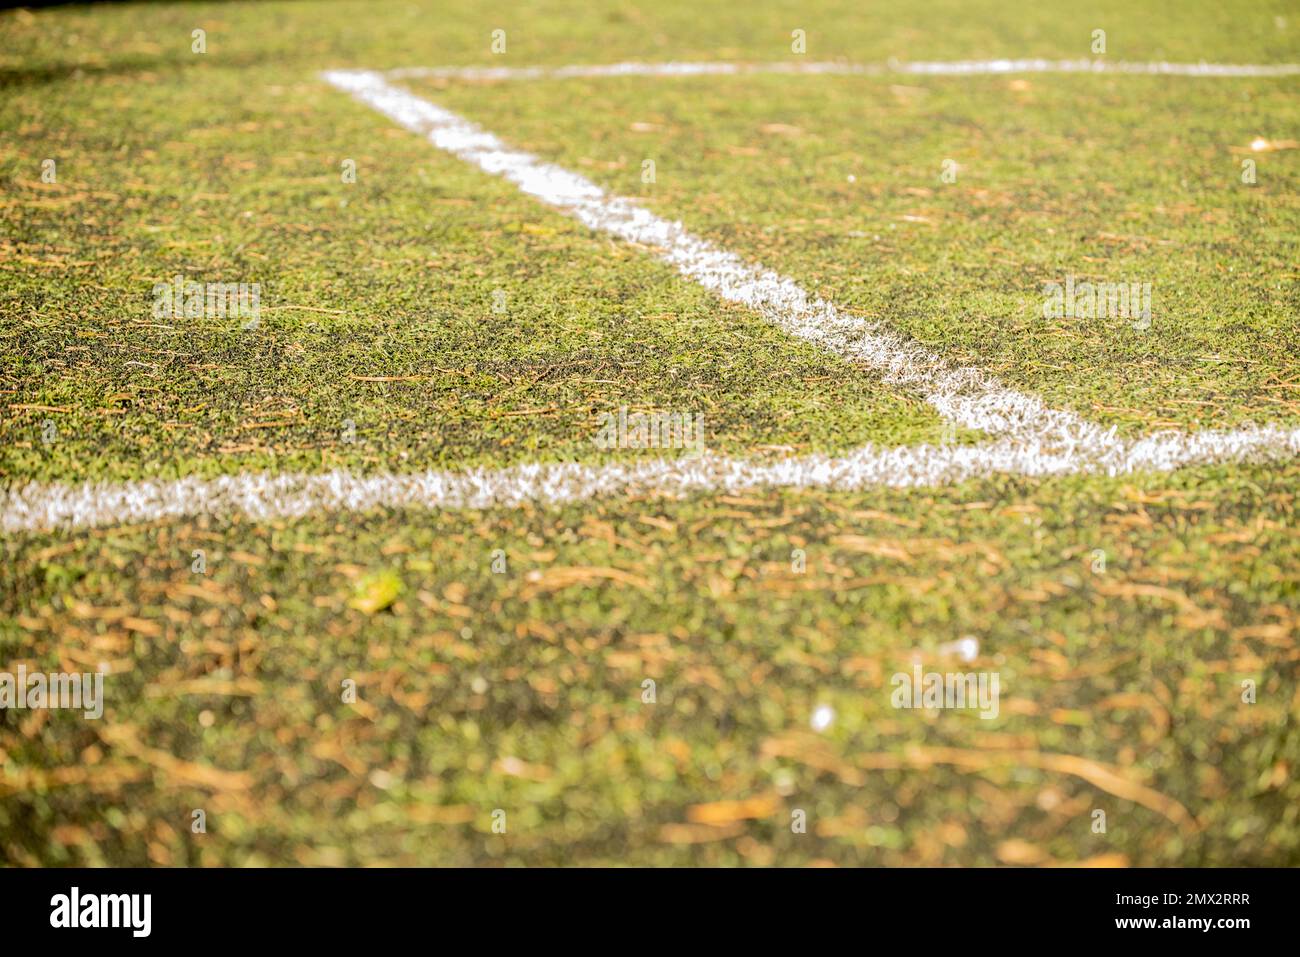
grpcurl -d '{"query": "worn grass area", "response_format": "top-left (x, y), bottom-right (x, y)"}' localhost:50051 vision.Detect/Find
top-left (1, 0), bottom-right (1298, 867)
top-left (2, 460), bottom-right (1297, 866)
top-left (422, 72), bottom-right (1300, 436)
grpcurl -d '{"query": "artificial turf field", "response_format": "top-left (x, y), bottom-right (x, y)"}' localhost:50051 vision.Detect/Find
top-left (0, 0), bottom-right (1298, 866)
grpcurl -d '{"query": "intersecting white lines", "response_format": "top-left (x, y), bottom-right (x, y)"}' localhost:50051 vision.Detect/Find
top-left (5, 59), bottom-right (1297, 535)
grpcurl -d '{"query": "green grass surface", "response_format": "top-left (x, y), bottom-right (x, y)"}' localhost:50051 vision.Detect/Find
top-left (422, 72), bottom-right (1300, 435)
top-left (0, 66), bottom-right (949, 484)
top-left (4, 461), bottom-right (1297, 865)
top-left (1, 0), bottom-right (1298, 867)
top-left (2, 0), bottom-right (1297, 81)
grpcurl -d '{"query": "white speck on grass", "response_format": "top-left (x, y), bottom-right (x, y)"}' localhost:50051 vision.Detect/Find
top-left (953, 636), bottom-right (979, 662)
top-left (811, 704), bottom-right (835, 732)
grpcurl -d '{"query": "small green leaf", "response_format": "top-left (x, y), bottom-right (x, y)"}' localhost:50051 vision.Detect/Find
top-left (347, 569), bottom-right (403, 614)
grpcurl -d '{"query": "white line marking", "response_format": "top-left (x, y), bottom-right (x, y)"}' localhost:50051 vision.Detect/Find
top-left (6, 426), bottom-right (1299, 534)
top-left (323, 68), bottom-right (1110, 457)
top-left (6, 62), bottom-right (1297, 535)
top-left (386, 59), bottom-right (1300, 82)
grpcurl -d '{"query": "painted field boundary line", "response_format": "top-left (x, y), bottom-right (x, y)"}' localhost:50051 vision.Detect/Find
top-left (5, 425), bottom-right (1300, 535)
top-left (8, 63), bottom-right (1300, 536)
top-left (385, 58), bottom-right (1300, 82)
top-left (324, 68), bottom-right (1109, 455)
top-left (3, 68), bottom-right (1298, 535)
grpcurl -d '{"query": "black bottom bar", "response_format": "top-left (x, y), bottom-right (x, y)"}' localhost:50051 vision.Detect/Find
top-left (1, 866), bottom-right (1292, 943)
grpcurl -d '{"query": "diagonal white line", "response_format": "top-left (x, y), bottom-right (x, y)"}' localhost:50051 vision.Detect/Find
top-left (322, 68), bottom-right (1115, 457)
top-left (385, 58), bottom-right (1300, 82)
top-left (5, 426), bottom-right (1299, 534)
top-left (6, 62), bottom-right (1297, 536)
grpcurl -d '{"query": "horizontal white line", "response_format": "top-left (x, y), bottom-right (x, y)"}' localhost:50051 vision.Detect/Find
top-left (385, 58), bottom-right (1300, 82)
top-left (7, 62), bottom-right (1296, 536)
top-left (6, 426), bottom-right (1298, 534)
top-left (323, 69), bottom-right (1110, 457)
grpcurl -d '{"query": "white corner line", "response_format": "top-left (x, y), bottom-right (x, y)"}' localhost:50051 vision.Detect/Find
top-left (384, 58), bottom-right (1300, 82)
top-left (321, 67), bottom-right (1113, 456)
top-left (5, 425), bottom-right (1300, 535)
top-left (6, 62), bottom-right (1297, 536)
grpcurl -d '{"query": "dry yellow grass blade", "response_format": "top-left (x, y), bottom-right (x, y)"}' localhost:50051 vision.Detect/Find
top-left (658, 822), bottom-right (746, 844)
top-left (0, 763), bottom-right (151, 798)
top-left (898, 746), bottom-right (1199, 832)
top-left (1097, 692), bottom-right (1171, 737)
top-left (685, 794), bottom-right (781, 825)
top-left (520, 565), bottom-right (652, 597)
top-left (99, 725), bottom-right (254, 792)
top-left (144, 677), bottom-right (262, 698)
top-left (829, 535), bottom-right (914, 563)
top-left (763, 735), bottom-right (1198, 832)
